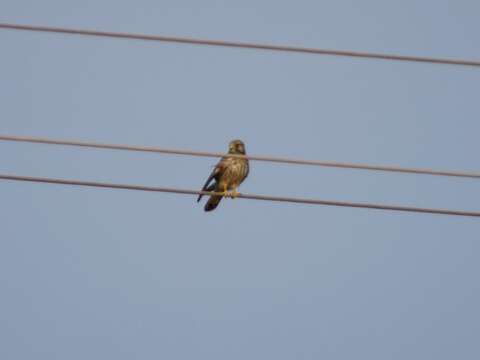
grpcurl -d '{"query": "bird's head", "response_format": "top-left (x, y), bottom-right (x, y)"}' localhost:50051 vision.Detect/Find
top-left (228, 139), bottom-right (246, 155)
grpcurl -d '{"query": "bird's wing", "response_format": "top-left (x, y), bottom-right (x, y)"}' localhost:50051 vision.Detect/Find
top-left (197, 158), bottom-right (226, 202)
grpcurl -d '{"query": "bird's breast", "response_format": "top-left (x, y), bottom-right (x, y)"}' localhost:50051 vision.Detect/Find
top-left (221, 158), bottom-right (249, 188)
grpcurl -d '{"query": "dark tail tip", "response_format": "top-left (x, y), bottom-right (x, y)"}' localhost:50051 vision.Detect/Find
top-left (204, 196), bottom-right (221, 212)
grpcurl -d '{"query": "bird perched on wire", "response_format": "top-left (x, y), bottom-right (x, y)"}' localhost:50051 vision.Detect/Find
top-left (197, 140), bottom-right (249, 212)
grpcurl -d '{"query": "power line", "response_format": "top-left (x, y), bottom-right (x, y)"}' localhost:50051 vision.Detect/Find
top-left (1, 22), bottom-right (479, 68)
top-left (0, 173), bottom-right (478, 218)
top-left (1, 134), bottom-right (479, 179)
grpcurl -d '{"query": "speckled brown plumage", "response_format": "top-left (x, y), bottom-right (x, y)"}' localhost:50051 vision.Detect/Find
top-left (197, 140), bottom-right (249, 212)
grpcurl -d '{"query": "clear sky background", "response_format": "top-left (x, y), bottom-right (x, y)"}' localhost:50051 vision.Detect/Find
top-left (1, 1), bottom-right (479, 359)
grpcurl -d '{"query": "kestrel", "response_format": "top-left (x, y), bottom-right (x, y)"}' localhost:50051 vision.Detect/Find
top-left (197, 139), bottom-right (249, 212)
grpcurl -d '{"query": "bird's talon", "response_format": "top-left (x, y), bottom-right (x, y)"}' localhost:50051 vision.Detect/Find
top-left (222, 184), bottom-right (229, 197)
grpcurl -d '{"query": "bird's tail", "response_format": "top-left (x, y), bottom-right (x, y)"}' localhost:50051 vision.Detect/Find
top-left (204, 195), bottom-right (222, 212)
top-left (198, 184), bottom-right (215, 203)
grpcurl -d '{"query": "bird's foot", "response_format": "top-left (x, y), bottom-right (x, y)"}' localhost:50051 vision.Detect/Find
top-left (221, 185), bottom-right (239, 199)
top-left (221, 184), bottom-right (229, 198)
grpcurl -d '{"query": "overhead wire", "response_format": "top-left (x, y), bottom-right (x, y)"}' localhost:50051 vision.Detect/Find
top-left (1, 23), bottom-right (479, 68)
top-left (1, 24), bottom-right (477, 217)
top-left (1, 135), bottom-right (479, 179)
top-left (0, 174), bottom-right (478, 218)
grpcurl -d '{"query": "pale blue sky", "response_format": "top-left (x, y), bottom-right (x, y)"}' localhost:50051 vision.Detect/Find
top-left (1, 1), bottom-right (479, 359)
